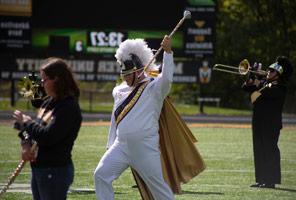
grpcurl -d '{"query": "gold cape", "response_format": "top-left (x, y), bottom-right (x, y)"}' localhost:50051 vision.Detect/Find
top-left (132, 97), bottom-right (206, 199)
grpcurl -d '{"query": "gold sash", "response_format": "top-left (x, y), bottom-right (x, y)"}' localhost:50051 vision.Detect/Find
top-left (116, 81), bottom-right (149, 125)
top-left (251, 82), bottom-right (276, 104)
top-left (250, 91), bottom-right (261, 103)
top-left (132, 97), bottom-right (206, 199)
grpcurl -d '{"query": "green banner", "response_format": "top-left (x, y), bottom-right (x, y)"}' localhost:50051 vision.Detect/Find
top-left (187, 0), bottom-right (215, 6)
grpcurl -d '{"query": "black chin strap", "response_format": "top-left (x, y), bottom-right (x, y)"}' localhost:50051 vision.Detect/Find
top-left (130, 69), bottom-right (144, 87)
top-left (268, 75), bottom-right (279, 83)
top-left (131, 72), bottom-right (136, 86)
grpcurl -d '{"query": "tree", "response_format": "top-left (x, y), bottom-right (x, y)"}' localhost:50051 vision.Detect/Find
top-left (211, 0), bottom-right (296, 112)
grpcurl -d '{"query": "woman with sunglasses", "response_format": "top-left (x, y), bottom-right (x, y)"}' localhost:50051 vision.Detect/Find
top-left (13, 58), bottom-right (82, 200)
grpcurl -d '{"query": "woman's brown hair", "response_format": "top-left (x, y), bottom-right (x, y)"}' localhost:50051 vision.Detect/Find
top-left (41, 57), bottom-right (80, 100)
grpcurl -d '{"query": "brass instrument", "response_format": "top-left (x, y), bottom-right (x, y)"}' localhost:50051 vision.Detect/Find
top-left (0, 72), bottom-right (44, 197)
top-left (18, 72), bottom-right (44, 100)
top-left (213, 59), bottom-right (267, 76)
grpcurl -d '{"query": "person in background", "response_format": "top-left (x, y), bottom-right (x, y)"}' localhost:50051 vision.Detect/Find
top-left (13, 57), bottom-right (82, 200)
top-left (242, 56), bottom-right (293, 189)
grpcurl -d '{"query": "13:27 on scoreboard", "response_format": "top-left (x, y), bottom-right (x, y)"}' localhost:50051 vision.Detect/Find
top-left (87, 31), bottom-right (127, 47)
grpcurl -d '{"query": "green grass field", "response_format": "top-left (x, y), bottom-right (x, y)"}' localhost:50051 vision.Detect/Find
top-left (0, 124), bottom-right (295, 200)
top-left (0, 99), bottom-right (252, 116)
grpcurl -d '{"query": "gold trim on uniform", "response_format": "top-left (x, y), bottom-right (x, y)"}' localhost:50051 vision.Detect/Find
top-left (116, 81), bottom-right (149, 125)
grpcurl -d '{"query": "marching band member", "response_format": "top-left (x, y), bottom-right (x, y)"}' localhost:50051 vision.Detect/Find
top-left (93, 35), bottom-right (176, 200)
top-left (242, 56), bottom-right (293, 189)
top-left (13, 58), bottom-right (82, 200)
top-left (94, 34), bottom-right (205, 200)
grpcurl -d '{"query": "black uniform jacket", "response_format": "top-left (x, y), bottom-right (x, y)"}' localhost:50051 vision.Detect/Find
top-left (243, 82), bottom-right (286, 132)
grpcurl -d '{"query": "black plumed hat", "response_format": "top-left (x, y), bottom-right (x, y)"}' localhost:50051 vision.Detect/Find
top-left (121, 54), bottom-right (144, 75)
top-left (276, 56), bottom-right (293, 81)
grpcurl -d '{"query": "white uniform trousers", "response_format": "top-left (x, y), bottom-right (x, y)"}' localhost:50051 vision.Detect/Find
top-left (94, 130), bottom-right (175, 200)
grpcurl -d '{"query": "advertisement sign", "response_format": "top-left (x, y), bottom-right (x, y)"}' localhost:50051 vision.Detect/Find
top-left (0, 16), bottom-right (31, 50)
top-left (0, 57), bottom-right (199, 83)
top-left (0, 0), bottom-right (32, 16)
top-left (184, 1), bottom-right (216, 57)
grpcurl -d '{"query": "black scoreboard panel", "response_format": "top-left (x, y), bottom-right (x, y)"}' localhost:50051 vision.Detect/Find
top-left (32, 0), bottom-right (187, 29)
top-left (2, 0), bottom-right (216, 58)
top-left (1, 0), bottom-right (217, 83)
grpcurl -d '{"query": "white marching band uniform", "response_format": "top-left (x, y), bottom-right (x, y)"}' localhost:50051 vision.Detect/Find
top-left (94, 52), bottom-right (175, 200)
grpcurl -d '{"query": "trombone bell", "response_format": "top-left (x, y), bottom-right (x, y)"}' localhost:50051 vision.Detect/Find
top-left (238, 59), bottom-right (250, 75)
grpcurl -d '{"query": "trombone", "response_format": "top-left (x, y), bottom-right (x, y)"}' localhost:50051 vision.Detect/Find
top-left (213, 59), bottom-right (267, 76)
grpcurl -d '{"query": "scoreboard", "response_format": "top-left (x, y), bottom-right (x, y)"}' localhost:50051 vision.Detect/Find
top-left (31, 29), bottom-right (184, 57)
top-left (0, 0), bottom-right (216, 83)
